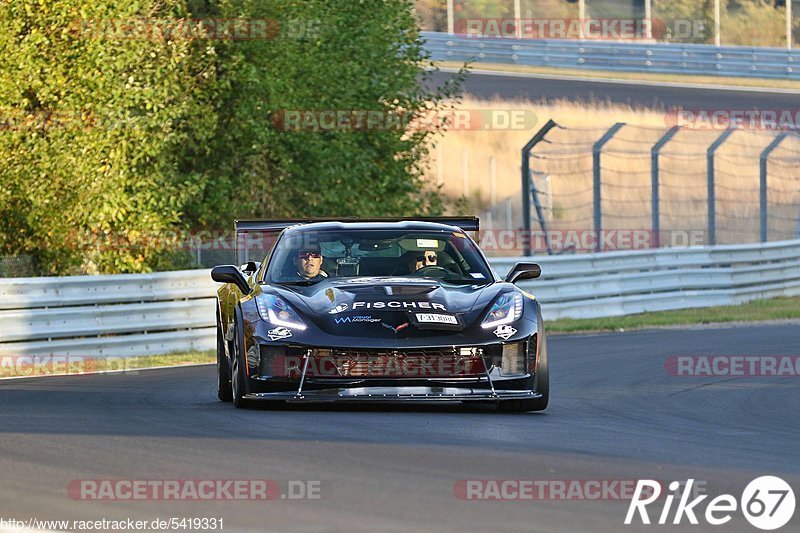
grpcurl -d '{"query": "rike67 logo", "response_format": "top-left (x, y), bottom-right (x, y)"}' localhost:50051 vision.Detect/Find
top-left (626, 477), bottom-right (795, 530)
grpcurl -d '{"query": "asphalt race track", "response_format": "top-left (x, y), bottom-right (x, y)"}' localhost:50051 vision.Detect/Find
top-left (428, 70), bottom-right (799, 110)
top-left (1, 323), bottom-right (799, 532)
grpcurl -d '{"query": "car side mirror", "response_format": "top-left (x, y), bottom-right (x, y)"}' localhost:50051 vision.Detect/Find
top-left (505, 263), bottom-right (541, 284)
top-left (211, 265), bottom-right (251, 294)
top-left (240, 261), bottom-right (259, 275)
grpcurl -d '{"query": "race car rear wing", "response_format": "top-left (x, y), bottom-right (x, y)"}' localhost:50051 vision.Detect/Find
top-left (234, 217), bottom-right (480, 233)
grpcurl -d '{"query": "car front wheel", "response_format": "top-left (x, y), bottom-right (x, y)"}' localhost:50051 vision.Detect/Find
top-left (216, 308), bottom-right (232, 402)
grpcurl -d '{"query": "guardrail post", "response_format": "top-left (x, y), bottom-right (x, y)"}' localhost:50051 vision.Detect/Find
top-left (706, 129), bottom-right (735, 246)
top-left (651, 126), bottom-right (681, 248)
top-left (521, 119), bottom-right (558, 256)
top-left (760, 132), bottom-right (792, 242)
top-left (593, 123), bottom-right (626, 253)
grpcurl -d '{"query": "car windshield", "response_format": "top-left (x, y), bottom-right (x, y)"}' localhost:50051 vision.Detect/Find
top-left (264, 228), bottom-right (493, 285)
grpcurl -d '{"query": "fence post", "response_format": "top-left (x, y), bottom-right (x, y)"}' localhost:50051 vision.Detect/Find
top-left (593, 123), bottom-right (626, 253)
top-left (760, 132), bottom-right (792, 242)
top-left (436, 144), bottom-right (444, 187)
top-left (651, 126), bottom-right (680, 249)
top-left (706, 129), bottom-right (735, 246)
top-left (521, 119), bottom-right (558, 256)
top-left (530, 170), bottom-right (553, 255)
top-left (447, 0), bottom-right (454, 34)
top-left (462, 149), bottom-right (469, 198)
top-left (490, 155), bottom-right (497, 208)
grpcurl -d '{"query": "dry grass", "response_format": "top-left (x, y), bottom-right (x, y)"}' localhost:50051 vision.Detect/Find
top-left (431, 97), bottom-right (800, 248)
top-left (548, 296), bottom-right (800, 333)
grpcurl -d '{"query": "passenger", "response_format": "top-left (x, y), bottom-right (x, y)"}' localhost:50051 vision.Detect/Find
top-left (408, 250), bottom-right (437, 272)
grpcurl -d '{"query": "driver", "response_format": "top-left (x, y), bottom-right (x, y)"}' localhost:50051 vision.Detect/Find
top-left (408, 250), bottom-right (437, 272)
top-left (295, 247), bottom-right (328, 282)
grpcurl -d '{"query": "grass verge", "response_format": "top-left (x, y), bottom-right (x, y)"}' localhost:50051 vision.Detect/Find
top-left (434, 61), bottom-right (800, 91)
top-left (0, 350), bottom-right (215, 379)
top-left (546, 296), bottom-right (800, 334)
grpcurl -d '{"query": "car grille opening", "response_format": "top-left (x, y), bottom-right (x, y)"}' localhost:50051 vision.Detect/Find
top-left (261, 346), bottom-right (498, 379)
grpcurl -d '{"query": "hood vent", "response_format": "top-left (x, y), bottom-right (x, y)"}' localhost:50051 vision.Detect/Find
top-left (337, 284), bottom-right (438, 297)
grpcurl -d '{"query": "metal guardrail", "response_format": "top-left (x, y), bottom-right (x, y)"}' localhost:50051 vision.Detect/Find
top-left (1, 240), bottom-right (798, 357)
top-left (422, 31), bottom-right (800, 80)
top-left (0, 270), bottom-right (217, 357)
top-left (493, 239), bottom-right (800, 319)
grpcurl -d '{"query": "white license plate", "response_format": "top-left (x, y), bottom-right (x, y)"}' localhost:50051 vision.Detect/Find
top-left (415, 313), bottom-right (458, 325)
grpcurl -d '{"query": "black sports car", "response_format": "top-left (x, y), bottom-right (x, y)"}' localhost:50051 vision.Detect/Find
top-left (211, 218), bottom-right (548, 412)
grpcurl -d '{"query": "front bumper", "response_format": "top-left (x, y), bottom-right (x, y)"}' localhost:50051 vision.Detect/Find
top-left (242, 343), bottom-right (541, 403)
top-left (245, 386), bottom-right (542, 403)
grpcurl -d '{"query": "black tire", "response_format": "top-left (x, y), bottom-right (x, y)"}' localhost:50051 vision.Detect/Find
top-left (216, 307), bottom-right (232, 402)
top-left (499, 334), bottom-right (549, 413)
top-left (231, 314), bottom-right (250, 409)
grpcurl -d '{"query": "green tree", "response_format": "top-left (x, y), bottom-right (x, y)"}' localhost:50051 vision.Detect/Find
top-left (0, 0), bottom-right (456, 274)
top-left (192, 0), bottom-right (458, 223)
top-left (0, 0), bottom-right (221, 273)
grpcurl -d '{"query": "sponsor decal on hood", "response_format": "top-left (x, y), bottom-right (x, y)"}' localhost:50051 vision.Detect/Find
top-left (352, 301), bottom-right (446, 311)
top-left (328, 303), bottom-right (349, 314)
top-left (333, 315), bottom-right (381, 324)
top-left (267, 326), bottom-right (293, 341)
top-left (493, 324), bottom-right (517, 340)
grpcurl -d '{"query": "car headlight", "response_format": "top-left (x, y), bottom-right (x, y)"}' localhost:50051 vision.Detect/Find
top-left (481, 292), bottom-right (523, 329)
top-left (257, 295), bottom-right (307, 330)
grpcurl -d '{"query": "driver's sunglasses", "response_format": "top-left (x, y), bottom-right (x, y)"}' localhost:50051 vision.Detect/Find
top-left (416, 253), bottom-right (437, 263)
top-left (297, 251), bottom-right (322, 260)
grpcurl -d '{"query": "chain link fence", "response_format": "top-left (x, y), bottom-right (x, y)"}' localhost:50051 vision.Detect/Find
top-left (511, 122), bottom-right (800, 254)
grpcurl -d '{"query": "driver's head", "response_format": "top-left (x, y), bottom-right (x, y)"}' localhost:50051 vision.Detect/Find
top-left (409, 250), bottom-right (437, 272)
top-left (295, 248), bottom-right (323, 279)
